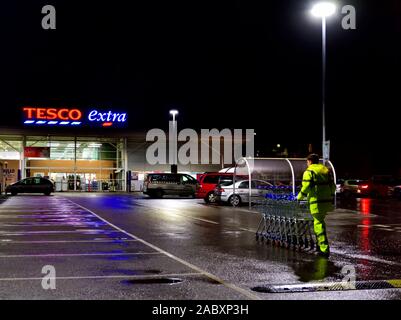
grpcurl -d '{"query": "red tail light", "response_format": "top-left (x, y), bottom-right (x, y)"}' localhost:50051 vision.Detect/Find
top-left (217, 188), bottom-right (225, 193)
top-left (360, 185), bottom-right (369, 189)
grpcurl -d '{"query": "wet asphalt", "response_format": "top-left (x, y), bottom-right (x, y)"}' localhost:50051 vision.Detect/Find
top-left (0, 193), bottom-right (400, 300)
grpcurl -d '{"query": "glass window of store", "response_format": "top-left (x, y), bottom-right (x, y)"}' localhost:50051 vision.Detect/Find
top-left (24, 136), bottom-right (126, 192)
top-left (0, 136), bottom-right (24, 189)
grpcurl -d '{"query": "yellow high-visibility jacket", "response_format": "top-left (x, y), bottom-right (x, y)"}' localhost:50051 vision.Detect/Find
top-left (297, 163), bottom-right (336, 214)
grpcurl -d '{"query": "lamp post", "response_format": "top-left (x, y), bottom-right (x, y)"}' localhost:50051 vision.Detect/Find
top-left (169, 109), bottom-right (179, 174)
top-left (311, 2), bottom-right (336, 162)
top-left (0, 161), bottom-right (3, 195)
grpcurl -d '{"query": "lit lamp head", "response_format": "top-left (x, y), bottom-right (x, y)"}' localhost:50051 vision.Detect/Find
top-left (311, 2), bottom-right (336, 18)
top-left (169, 109), bottom-right (179, 117)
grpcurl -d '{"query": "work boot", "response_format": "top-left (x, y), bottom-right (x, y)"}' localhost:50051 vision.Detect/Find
top-left (316, 246), bottom-right (330, 258)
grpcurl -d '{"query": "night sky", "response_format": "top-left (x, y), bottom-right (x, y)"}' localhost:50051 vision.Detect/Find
top-left (1, 0), bottom-right (401, 177)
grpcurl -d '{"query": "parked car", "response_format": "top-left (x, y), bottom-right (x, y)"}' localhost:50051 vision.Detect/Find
top-left (143, 173), bottom-right (199, 198)
top-left (214, 179), bottom-right (273, 206)
top-left (5, 177), bottom-right (54, 196)
top-left (196, 172), bottom-right (236, 203)
top-left (357, 175), bottom-right (398, 198)
top-left (340, 179), bottom-right (368, 197)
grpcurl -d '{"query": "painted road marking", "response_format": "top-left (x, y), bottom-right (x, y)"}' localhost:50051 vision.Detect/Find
top-left (253, 279), bottom-right (401, 293)
top-left (0, 252), bottom-right (162, 258)
top-left (137, 204), bottom-right (220, 225)
top-left (66, 198), bottom-right (261, 300)
top-left (0, 230), bottom-right (120, 236)
top-left (358, 224), bottom-right (393, 228)
top-left (328, 249), bottom-right (401, 267)
top-left (167, 212), bottom-right (219, 225)
top-left (0, 272), bottom-right (201, 282)
top-left (239, 227), bottom-right (257, 233)
top-left (0, 239), bottom-right (135, 244)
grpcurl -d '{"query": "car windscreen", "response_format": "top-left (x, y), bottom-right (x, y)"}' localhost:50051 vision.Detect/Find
top-left (219, 178), bottom-right (234, 187)
top-left (149, 174), bottom-right (179, 183)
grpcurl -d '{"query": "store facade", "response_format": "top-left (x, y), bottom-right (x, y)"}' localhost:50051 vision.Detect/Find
top-left (0, 134), bottom-right (127, 192)
top-left (0, 107), bottom-right (244, 193)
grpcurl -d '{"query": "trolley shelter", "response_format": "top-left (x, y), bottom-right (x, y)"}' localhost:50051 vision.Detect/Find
top-left (233, 157), bottom-right (337, 250)
top-left (233, 157), bottom-right (337, 210)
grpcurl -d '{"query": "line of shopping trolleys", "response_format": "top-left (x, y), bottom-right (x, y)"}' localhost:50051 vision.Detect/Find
top-left (254, 186), bottom-right (316, 250)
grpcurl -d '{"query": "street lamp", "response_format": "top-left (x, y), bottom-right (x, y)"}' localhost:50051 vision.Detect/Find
top-left (169, 109), bottom-right (179, 173)
top-left (311, 2), bottom-right (336, 162)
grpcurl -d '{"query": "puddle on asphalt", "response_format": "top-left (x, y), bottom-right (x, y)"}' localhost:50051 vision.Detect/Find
top-left (292, 257), bottom-right (341, 282)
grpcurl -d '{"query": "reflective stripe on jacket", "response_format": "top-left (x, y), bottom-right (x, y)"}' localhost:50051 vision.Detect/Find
top-left (297, 163), bottom-right (336, 214)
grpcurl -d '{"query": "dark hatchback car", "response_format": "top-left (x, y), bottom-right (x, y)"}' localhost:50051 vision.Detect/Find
top-left (5, 177), bottom-right (55, 196)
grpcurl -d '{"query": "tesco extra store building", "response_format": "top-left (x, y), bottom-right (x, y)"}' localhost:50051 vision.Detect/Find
top-left (0, 107), bottom-right (223, 193)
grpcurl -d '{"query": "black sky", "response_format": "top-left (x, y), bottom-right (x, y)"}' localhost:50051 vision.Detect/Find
top-left (1, 0), bottom-right (401, 177)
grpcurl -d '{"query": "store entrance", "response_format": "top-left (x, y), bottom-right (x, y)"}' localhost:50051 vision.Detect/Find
top-left (49, 172), bottom-right (119, 192)
top-left (1, 135), bottom-right (127, 192)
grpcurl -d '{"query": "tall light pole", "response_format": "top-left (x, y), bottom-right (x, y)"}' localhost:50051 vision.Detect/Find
top-left (311, 2), bottom-right (336, 162)
top-left (169, 109), bottom-right (179, 173)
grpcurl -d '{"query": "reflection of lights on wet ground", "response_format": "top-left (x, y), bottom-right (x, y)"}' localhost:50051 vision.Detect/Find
top-left (358, 198), bottom-right (372, 254)
top-left (360, 198), bottom-right (371, 215)
top-left (156, 199), bottom-right (191, 209)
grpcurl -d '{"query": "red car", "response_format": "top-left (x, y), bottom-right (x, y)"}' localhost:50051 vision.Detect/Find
top-left (196, 173), bottom-right (235, 203)
top-left (356, 176), bottom-right (395, 198)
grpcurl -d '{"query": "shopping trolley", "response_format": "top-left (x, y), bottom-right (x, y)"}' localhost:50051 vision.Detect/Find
top-left (255, 188), bottom-right (315, 250)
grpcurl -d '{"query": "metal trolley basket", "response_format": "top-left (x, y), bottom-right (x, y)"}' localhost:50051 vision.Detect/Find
top-left (255, 188), bottom-right (316, 250)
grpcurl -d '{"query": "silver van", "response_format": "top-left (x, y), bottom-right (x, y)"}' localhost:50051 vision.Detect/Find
top-left (143, 173), bottom-right (199, 198)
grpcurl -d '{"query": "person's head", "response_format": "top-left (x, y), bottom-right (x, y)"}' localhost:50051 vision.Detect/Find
top-left (307, 153), bottom-right (320, 166)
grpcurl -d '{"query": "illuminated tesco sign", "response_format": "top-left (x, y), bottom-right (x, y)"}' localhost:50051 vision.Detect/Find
top-left (88, 110), bottom-right (127, 127)
top-left (23, 107), bottom-right (127, 127)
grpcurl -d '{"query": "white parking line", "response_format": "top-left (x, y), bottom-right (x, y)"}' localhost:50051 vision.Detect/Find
top-left (238, 227), bottom-right (256, 233)
top-left (329, 249), bottom-right (401, 267)
top-left (138, 204), bottom-right (220, 225)
top-left (169, 212), bottom-right (219, 225)
top-left (0, 272), bottom-right (202, 282)
top-left (0, 239), bottom-right (135, 244)
top-left (66, 198), bottom-right (261, 300)
top-left (0, 230), bottom-right (118, 235)
top-left (0, 252), bottom-right (162, 258)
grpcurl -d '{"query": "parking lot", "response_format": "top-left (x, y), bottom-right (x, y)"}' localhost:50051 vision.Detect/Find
top-left (0, 193), bottom-right (401, 299)
top-left (0, 195), bottom-right (257, 299)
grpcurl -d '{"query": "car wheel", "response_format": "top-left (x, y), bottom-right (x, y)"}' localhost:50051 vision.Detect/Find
top-left (11, 191), bottom-right (17, 196)
top-left (204, 192), bottom-right (216, 204)
top-left (44, 191), bottom-right (51, 196)
top-left (229, 195), bottom-right (241, 207)
top-left (155, 189), bottom-right (164, 199)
